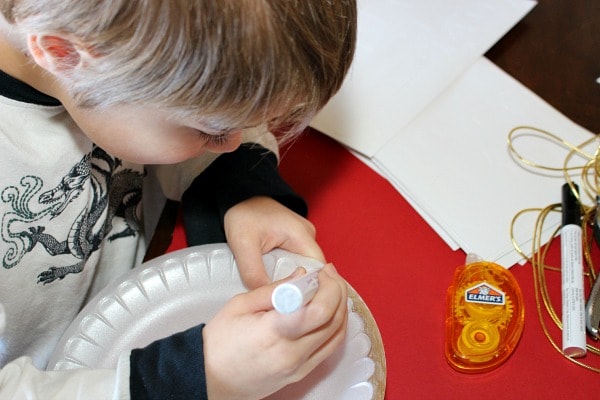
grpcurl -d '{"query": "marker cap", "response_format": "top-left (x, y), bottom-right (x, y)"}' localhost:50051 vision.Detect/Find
top-left (272, 284), bottom-right (304, 314)
top-left (562, 183), bottom-right (581, 227)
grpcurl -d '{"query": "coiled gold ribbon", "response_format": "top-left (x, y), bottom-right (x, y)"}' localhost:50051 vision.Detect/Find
top-left (508, 126), bottom-right (600, 372)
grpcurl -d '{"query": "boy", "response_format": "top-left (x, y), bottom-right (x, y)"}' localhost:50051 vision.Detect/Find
top-left (0, 1), bottom-right (356, 399)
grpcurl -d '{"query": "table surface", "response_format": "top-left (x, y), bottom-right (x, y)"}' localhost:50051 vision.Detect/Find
top-left (153, 1), bottom-right (600, 398)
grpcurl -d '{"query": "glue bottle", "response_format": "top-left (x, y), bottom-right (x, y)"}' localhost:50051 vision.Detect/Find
top-left (444, 254), bottom-right (525, 373)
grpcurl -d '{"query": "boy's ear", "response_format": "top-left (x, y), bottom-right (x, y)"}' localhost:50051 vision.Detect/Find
top-left (27, 34), bottom-right (82, 75)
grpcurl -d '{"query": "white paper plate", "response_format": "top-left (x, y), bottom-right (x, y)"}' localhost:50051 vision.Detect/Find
top-left (48, 244), bottom-right (386, 399)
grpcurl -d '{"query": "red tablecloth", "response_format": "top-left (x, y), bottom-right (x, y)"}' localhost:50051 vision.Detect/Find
top-left (167, 129), bottom-right (600, 399)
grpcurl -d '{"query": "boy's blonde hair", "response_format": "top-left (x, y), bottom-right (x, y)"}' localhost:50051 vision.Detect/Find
top-left (1, 0), bottom-right (356, 135)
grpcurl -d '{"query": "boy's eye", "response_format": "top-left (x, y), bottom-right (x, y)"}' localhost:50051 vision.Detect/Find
top-left (195, 129), bottom-right (230, 146)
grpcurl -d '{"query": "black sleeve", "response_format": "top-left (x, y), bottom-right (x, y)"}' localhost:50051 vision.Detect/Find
top-left (129, 325), bottom-right (207, 400)
top-left (181, 143), bottom-right (307, 245)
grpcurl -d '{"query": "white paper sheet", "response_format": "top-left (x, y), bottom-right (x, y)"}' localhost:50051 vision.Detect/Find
top-left (372, 58), bottom-right (595, 267)
top-left (351, 150), bottom-right (462, 250)
top-left (311, 0), bottom-right (537, 157)
top-left (307, 0), bottom-right (593, 267)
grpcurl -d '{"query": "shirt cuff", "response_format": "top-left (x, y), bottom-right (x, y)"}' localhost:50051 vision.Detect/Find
top-left (181, 143), bottom-right (307, 245)
top-left (129, 325), bottom-right (207, 400)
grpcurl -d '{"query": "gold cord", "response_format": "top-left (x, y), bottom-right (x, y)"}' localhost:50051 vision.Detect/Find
top-left (508, 126), bottom-right (600, 372)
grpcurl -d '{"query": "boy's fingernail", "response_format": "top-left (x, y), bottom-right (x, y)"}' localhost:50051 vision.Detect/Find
top-left (291, 266), bottom-right (307, 277)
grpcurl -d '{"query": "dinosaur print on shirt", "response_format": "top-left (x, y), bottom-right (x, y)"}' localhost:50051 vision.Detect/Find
top-left (1, 146), bottom-right (143, 284)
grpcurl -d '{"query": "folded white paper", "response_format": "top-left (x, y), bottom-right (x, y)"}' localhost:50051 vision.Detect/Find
top-left (309, 0), bottom-right (595, 267)
top-left (311, 0), bottom-right (537, 157)
top-left (373, 58), bottom-right (594, 267)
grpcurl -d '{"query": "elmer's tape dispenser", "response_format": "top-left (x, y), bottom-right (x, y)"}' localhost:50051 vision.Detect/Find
top-left (445, 254), bottom-right (525, 373)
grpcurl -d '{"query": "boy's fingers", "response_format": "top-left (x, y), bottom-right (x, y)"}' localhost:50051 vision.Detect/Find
top-left (229, 240), bottom-right (272, 289)
top-left (230, 267), bottom-right (307, 314)
top-left (274, 265), bottom-right (347, 338)
top-left (292, 307), bottom-right (348, 381)
top-left (278, 236), bottom-right (326, 264)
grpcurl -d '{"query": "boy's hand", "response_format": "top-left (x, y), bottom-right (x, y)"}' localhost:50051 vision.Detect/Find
top-left (203, 264), bottom-right (348, 400)
top-left (224, 196), bottom-right (325, 289)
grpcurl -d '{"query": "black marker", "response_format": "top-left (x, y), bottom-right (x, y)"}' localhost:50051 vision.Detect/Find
top-left (561, 183), bottom-right (586, 357)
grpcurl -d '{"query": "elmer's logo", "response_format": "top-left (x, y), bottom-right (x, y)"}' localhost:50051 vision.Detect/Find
top-left (464, 283), bottom-right (505, 305)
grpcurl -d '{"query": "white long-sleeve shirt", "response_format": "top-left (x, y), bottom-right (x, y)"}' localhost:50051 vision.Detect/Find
top-left (0, 69), bottom-right (279, 399)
